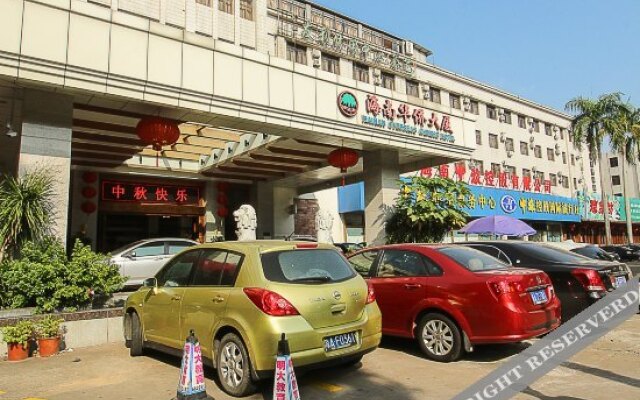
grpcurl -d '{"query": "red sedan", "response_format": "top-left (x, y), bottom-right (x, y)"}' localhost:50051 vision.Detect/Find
top-left (348, 244), bottom-right (561, 362)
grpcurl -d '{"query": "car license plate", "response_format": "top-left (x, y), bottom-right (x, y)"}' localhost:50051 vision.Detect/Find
top-left (530, 289), bottom-right (548, 305)
top-left (324, 332), bottom-right (357, 352)
top-left (614, 276), bottom-right (627, 288)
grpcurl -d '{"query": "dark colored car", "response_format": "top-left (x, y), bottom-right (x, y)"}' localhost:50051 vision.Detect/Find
top-left (571, 245), bottom-right (619, 262)
top-left (461, 241), bottom-right (632, 322)
top-left (347, 244), bottom-right (560, 362)
top-left (600, 245), bottom-right (640, 262)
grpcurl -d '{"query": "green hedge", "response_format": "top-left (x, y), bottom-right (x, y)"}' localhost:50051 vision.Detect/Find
top-left (0, 238), bottom-right (125, 313)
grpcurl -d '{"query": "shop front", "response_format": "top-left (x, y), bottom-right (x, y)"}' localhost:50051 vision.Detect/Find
top-left (577, 193), bottom-right (640, 244)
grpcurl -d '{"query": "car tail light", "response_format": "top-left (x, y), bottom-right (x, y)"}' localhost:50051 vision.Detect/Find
top-left (488, 280), bottom-right (523, 295)
top-left (243, 288), bottom-right (300, 316)
top-left (295, 243), bottom-right (318, 249)
top-left (366, 281), bottom-right (376, 304)
top-left (571, 269), bottom-right (606, 292)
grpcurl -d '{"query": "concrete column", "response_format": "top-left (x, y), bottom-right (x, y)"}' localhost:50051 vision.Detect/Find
top-left (18, 89), bottom-right (73, 245)
top-left (363, 150), bottom-right (399, 246)
top-left (255, 182), bottom-right (296, 239)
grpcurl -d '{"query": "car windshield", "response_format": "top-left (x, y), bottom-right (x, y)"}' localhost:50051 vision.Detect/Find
top-left (261, 249), bottom-right (356, 284)
top-left (522, 244), bottom-right (592, 263)
top-left (572, 246), bottom-right (611, 261)
top-left (438, 247), bottom-right (509, 271)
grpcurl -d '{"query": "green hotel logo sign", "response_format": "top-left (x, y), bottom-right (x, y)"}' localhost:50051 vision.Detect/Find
top-left (337, 91), bottom-right (358, 118)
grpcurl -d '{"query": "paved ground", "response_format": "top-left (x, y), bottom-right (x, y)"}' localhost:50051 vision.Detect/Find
top-left (0, 315), bottom-right (638, 400)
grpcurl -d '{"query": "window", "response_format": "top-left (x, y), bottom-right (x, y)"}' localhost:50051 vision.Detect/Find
top-left (450, 94), bottom-right (461, 109)
top-left (157, 250), bottom-right (200, 287)
top-left (167, 241), bottom-right (195, 255)
top-left (197, 0), bottom-right (212, 5)
top-left (429, 88), bottom-right (441, 104)
top-left (261, 249), bottom-right (355, 283)
top-left (573, 178), bottom-right (577, 189)
top-left (520, 141), bottom-right (529, 156)
top-left (522, 168), bottom-right (531, 178)
top-left (471, 159), bottom-right (484, 173)
top-left (349, 251), bottom-right (378, 277)
top-left (475, 130), bottom-right (482, 145)
top-left (406, 80), bottom-right (419, 97)
top-left (612, 175), bottom-right (621, 186)
top-left (505, 138), bottom-right (514, 152)
top-left (562, 152), bottom-right (567, 164)
top-left (610, 157), bottom-right (619, 168)
top-left (438, 247), bottom-right (508, 272)
top-left (486, 105), bottom-right (497, 120)
top-left (240, 0), bottom-right (253, 20)
top-left (219, 0), bottom-right (233, 14)
top-left (381, 72), bottom-right (395, 90)
top-left (353, 63), bottom-right (369, 83)
top-left (563, 177), bottom-right (569, 188)
top-left (505, 165), bottom-right (516, 177)
top-left (547, 148), bottom-right (555, 161)
top-left (286, 42), bottom-right (307, 65)
top-left (545, 124), bottom-right (552, 136)
top-left (491, 163), bottom-right (501, 175)
top-left (518, 115), bottom-right (526, 129)
top-left (489, 133), bottom-right (498, 149)
top-left (534, 145), bottom-right (542, 158)
top-left (469, 100), bottom-right (479, 115)
top-left (132, 242), bottom-right (165, 257)
top-left (592, 184), bottom-right (597, 192)
top-left (560, 129), bottom-right (564, 140)
top-left (535, 171), bottom-right (544, 181)
top-left (377, 250), bottom-right (427, 277)
top-left (502, 110), bottom-right (512, 124)
top-left (321, 53), bottom-right (340, 74)
top-left (571, 154), bottom-right (575, 166)
top-left (192, 250), bottom-right (243, 286)
top-left (550, 173), bottom-right (557, 186)
top-left (533, 120), bottom-right (540, 133)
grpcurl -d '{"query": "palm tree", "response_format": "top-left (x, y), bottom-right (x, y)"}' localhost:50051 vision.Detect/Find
top-left (0, 169), bottom-right (55, 262)
top-left (612, 103), bottom-right (640, 243)
top-left (565, 93), bottom-right (623, 245)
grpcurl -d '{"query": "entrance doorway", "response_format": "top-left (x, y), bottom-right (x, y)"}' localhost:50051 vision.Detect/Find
top-left (98, 213), bottom-right (199, 253)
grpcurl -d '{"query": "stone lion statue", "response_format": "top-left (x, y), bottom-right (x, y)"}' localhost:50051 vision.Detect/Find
top-left (315, 209), bottom-right (334, 244)
top-left (234, 204), bottom-right (257, 241)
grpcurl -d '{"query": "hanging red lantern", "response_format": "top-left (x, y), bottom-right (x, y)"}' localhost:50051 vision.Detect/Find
top-left (81, 202), bottom-right (96, 215)
top-left (82, 171), bottom-right (98, 184)
top-left (81, 187), bottom-right (97, 199)
top-left (217, 193), bottom-right (228, 205)
top-left (217, 207), bottom-right (229, 218)
top-left (136, 117), bottom-right (181, 151)
top-left (328, 148), bottom-right (359, 186)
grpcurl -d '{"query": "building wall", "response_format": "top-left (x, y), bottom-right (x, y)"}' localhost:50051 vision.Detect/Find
top-left (601, 152), bottom-right (640, 198)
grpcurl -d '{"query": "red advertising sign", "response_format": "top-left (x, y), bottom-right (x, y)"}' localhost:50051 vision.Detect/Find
top-left (101, 181), bottom-right (201, 205)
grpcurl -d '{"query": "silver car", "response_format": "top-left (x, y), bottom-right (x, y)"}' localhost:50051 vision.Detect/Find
top-left (110, 238), bottom-right (198, 286)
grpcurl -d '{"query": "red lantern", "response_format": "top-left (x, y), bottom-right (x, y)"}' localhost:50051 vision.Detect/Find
top-left (217, 193), bottom-right (228, 205)
top-left (217, 207), bottom-right (229, 218)
top-left (82, 171), bottom-right (98, 184)
top-left (81, 202), bottom-right (96, 215)
top-left (81, 187), bottom-right (97, 199)
top-left (135, 117), bottom-right (181, 152)
top-left (328, 148), bottom-right (359, 186)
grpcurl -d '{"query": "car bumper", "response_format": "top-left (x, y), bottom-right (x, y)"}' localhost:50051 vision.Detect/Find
top-left (244, 303), bottom-right (382, 373)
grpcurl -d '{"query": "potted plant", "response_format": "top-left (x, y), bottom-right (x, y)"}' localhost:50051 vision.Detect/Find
top-left (1, 320), bottom-right (34, 361)
top-left (35, 315), bottom-right (64, 357)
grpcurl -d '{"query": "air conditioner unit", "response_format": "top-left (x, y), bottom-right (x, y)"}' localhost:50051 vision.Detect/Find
top-left (554, 134), bottom-right (559, 141)
top-left (373, 69), bottom-right (382, 86)
top-left (529, 136), bottom-right (535, 143)
top-left (312, 58), bottom-right (321, 68)
top-left (462, 97), bottom-right (471, 111)
top-left (578, 178), bottom-right (584, 184)
top-left (557, 171), bottom-right (563, 178)
top-left (529, 143), bottom-right (535, 150)
top-left (501, 160), bottom-right (507, 167)
top-left (404, 41), bottom-right (415, 56)
top-left (532, 166), bottom-right (538, 173)
top-left (576, 155), bottom-right (582, 160)
top-left (422, 84), bottom-right (431, 100)
top-left (507, 150), bottom-right (514, 158)
top-left (500, 132), bottom-right (506, 143)
top-left (555, 149), bottom-right (561, 156)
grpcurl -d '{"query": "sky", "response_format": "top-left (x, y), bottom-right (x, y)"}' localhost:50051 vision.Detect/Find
top-left (312, 0), bottom-right (640, 112)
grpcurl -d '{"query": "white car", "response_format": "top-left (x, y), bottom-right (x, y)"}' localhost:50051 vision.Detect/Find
top-left (110, 238), bottom-right (197, 286)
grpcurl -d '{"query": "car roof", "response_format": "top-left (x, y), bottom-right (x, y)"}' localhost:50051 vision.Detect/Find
top-left (193, 240), bottom-right (337, 253)
top-left (354, 243), bottom-right (449, 252)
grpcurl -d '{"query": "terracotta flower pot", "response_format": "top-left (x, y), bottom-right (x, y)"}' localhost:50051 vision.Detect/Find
top-left (37, 337), bottom-right (60, 357)
top-left (7, 343), bottom-right (29, 361)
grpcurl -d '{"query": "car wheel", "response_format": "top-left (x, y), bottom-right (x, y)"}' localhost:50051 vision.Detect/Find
top-left (216, 333), bottom-right (258, 397)
top-left (130, 312), bottom-right (144, 357)
top-left (417, 313), bottom-right (462, 362)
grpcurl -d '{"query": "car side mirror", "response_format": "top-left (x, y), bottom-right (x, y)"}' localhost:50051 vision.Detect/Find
top-left (124, 251), bottom-right (136, 259)
top-left (143, 277), bottom-right (158, 295)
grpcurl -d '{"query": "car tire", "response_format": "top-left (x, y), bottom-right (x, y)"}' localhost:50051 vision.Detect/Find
top-left (129, 312), bottom-right (144, 357)
top-left (416, 313), bottom-right (462, 362)
top-left (216, 333), bottom-right (258, 397)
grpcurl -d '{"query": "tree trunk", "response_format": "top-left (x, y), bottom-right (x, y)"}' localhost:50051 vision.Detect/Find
top-left (621, 148), bottom-right (634, 244)
top-left (598, 152), bottom-right (613, 245)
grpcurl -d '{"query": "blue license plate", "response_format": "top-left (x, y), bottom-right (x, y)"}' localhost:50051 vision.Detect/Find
top-left (530, 289), bottom-right (548, 305)
top-left (324, 332), bottom-right (357, 352)
top-left (614, 276), bottom-right (627, 288)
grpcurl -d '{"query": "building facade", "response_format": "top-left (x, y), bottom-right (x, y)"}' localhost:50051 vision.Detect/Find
top-left (0, 0), bottom-right (598, 249)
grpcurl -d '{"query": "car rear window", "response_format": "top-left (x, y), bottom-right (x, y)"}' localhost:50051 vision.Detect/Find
top-left (522, 244), bottom-right (591, 263)
top-left (438, 247), bottom-right (509, 271)
top-left (261, 249), bottom-right (356, 284)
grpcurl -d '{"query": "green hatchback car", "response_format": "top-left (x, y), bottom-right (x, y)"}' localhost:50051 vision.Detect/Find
top-left (123, 241), bottom-right (382, 397)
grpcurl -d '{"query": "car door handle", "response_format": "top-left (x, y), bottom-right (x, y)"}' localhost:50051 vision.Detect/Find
top-left (404, 284), bottom-right (422, 290)
top-left (171, 296), bottom-right (182, 301)
top-left (212, 296), bottom-right (225, 303)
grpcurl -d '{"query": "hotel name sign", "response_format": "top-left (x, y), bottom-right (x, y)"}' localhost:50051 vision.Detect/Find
top-left (280, 21), bottom-right (415, 76)
top-left (338, 91), bottom-right (455, 143)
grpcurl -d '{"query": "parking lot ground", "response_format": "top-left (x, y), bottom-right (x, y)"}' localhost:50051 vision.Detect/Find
top-left (0, 315), bottom-right (638, 400)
